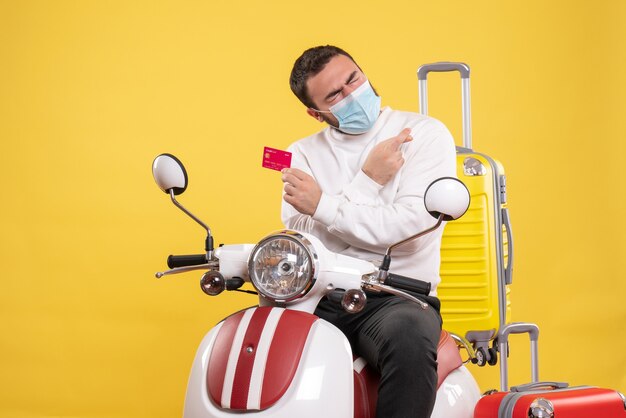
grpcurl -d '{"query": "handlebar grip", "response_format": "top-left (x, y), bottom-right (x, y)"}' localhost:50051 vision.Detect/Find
top-left (384, 273), bottom-right (431, 296)
top-left (167, 254), bottom-right (207, 269)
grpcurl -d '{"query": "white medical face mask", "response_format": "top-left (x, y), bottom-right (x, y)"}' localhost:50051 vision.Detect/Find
top-left (324, 80), bottom-right (381, 134)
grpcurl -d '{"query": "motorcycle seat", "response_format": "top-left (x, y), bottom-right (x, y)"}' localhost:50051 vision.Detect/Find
top-left (352, 329), bottom-right (463, 418)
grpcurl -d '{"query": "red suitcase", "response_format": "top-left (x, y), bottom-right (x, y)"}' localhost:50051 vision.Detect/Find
top-left (474, 324), bottom-right (626, 417)
top-left (474, 382), bottom-right (626, 417)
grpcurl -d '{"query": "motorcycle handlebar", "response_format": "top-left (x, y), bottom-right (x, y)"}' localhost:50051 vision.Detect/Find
top-left (383, 273), bottom-right (431, 296)
top-left (167, 254), bottom-right (207, 269)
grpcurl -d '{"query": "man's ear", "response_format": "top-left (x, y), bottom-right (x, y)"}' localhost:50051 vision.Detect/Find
top-left (306, 108), bottom-right (324, 122)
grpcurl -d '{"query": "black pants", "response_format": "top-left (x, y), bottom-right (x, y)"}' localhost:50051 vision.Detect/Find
top-left (315, 292), bottom-right (442, 418)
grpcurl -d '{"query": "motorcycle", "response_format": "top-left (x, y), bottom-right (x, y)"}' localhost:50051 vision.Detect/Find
top-left (152, 153), bottom-right (481, 418)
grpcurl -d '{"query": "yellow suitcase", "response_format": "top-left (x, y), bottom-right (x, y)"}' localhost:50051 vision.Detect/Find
top-left (418, 63), bottom-right (513, 367)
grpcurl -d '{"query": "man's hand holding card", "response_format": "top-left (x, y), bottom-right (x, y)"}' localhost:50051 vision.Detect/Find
top-left (263, 146), bottom-right (321, 217)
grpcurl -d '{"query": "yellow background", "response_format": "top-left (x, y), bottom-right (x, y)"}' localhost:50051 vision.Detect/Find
top-left (1, 1), bottom-right (625, 417)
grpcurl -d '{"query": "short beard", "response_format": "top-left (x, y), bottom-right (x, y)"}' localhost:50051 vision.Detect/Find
top-left (318, 112), bottom-right (339, 129)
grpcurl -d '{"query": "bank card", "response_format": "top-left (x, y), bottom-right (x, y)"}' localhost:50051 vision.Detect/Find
top-left (262, 146), bottom-right (292, 171)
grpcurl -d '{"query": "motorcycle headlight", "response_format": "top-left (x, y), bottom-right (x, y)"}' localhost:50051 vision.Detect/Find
top-left (248, 231), bottom-right (318, 302)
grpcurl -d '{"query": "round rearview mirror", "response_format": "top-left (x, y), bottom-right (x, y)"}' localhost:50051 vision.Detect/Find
top-left (152, 154), bottom-right (188, 195)
top-left (424, 177), bottom-right (470, 221)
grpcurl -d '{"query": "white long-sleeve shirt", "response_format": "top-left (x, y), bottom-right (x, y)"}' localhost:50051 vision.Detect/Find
top-left (281, 107), bottom-right (456, 293)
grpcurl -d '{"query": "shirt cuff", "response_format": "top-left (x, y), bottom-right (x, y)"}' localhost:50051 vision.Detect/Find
top-left (343, 169), bottom-right (384, 203)
top-left (312, 192), bottom-right (341, 226)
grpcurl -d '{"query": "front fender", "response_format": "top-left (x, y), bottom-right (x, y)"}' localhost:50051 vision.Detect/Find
top-left (183, 306), bottom-right (354, 418)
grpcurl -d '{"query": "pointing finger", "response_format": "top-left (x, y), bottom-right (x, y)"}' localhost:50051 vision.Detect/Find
top-left (399, 128), bottom-right (413, 142)
top-left (389, 128), bottom-right (413, 150)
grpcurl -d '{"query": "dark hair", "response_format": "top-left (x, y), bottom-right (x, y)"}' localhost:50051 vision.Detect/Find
top-left (289, 45), bottom-right (356, 109)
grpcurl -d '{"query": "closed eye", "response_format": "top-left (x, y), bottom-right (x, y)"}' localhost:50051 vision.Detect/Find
top-left (324, 71), bottom-right (362, 103)
top-left (347, 73), bottom-right (360, 84)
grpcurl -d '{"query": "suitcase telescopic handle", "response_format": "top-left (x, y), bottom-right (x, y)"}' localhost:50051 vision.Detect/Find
top-left (417, 62), bottom-right (470, 80)
top-left (497, 322), bottom-right (540, 392)
top-left (417, 62), bottom-right (472, 150)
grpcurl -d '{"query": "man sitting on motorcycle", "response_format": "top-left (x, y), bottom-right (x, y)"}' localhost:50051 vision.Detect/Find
top-left (280, 45), bottom-right (457, 418)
